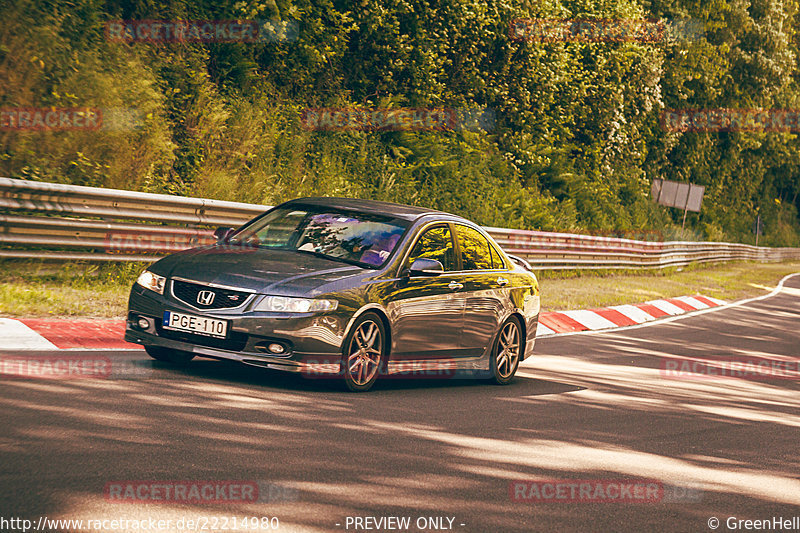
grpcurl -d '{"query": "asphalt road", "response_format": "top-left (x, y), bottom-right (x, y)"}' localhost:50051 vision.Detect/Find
top-left (1, 275), bottom-right (799, 533)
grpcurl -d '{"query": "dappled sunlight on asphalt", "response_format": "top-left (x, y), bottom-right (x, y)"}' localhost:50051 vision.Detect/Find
top-left (1, 343), bottom-right (797, 532)
top-left (683, 405), bottom-right (800, 427)
top-left (358, 421), bottom-right (800, 506)
top-left (526, 354), bottom-right (800, 421)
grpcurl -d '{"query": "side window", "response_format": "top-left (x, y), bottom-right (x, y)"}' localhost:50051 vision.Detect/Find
top-left (407, 225), bottom-right (456, 271)
top-left (489, 243), bottom-right (505, 270)
top-left (456, 225), bottom-right (492, 270)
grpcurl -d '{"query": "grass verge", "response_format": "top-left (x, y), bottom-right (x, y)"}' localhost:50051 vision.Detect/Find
top-left (0, 260), bottom-right (143, 318)
top-left (0, 258), bottom-right (798, 318)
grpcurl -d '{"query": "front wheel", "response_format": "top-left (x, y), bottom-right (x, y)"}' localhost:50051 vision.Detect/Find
top-left (488, 317), bottom-right (522, 385)
top-left (144, 346), bottom-right (195, 365)
top-left (341, 312), bottom-right (386, 392)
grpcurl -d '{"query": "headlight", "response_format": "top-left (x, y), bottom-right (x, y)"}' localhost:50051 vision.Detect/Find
top-left (254, 295), bottom-right (338, 313)
top-left (136, 270), bottom-right (166, 295)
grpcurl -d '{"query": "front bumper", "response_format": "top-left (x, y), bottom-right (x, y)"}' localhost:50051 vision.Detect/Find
top-left (126, 284), bottom-right (350, 375)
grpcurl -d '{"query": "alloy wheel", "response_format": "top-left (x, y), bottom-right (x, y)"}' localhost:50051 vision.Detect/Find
top-left (495, 321), bottom-right (520, 380)
top-left (346, 319), bottom-right (382, 386)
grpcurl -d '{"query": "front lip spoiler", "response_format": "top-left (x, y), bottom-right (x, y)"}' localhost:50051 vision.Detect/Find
top-left (124, 330), bottom-right (342, 375)
top-left (203, 352), bottom-right (340, 375)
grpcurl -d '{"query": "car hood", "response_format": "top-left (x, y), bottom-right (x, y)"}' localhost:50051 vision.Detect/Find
top-left (153, 245), bottom-right (368, 296)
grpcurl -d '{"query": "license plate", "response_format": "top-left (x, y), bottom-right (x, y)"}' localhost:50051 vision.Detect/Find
top-left (163, 311), bottom-right (228, 338)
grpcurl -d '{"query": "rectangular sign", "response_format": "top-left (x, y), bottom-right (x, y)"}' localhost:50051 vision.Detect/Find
top-left (651, 179), bottom-right (705, 212)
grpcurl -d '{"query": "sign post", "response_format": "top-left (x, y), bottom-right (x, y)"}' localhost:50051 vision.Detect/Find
top-left (753, 214), bottom-right (764, 246)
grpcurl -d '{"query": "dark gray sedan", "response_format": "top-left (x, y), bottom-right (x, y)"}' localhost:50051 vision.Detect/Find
top-left (125, 197), bottom-right (540, 391)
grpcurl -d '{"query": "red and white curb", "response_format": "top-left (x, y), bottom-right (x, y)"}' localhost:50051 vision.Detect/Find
top-left (0, 318), bottom-right (134, 350)
top-left (535, 295), bottom-right (726, 337)
top-left (0, 294), bottom-right (726, 351)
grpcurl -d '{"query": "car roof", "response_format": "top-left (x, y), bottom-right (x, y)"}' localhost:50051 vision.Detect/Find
top-left (282, 197), bottom-right (460, 222)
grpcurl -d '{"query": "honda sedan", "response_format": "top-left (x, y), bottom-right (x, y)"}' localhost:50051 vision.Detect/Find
top-left (125, 197), bottom-right (540, 391)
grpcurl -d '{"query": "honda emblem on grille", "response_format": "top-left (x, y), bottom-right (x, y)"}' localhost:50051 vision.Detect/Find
top-left (197, 290), bottom-right (216, 306)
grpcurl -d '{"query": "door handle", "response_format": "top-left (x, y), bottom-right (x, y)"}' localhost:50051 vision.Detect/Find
top-left (448, 281), bottom-right (464, 291)
top-left (497, 277), bottom-right (510, 286)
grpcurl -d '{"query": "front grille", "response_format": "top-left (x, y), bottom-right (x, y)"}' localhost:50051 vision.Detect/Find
top-left (156, 323), bottom-right (249, 352)
top-left (171, 279), bottom-right (251, 310)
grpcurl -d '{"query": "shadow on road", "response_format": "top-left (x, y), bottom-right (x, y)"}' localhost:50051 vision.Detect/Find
top-left (150, 357), bottom-right (586, 395)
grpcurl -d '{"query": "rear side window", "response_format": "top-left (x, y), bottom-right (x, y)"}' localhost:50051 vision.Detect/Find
top-left (407, 225), bottom-right (456, 271)
top-left (455, 225), bottom-right (492, 270)
top-left (489, 243), bottom-right (505, 269)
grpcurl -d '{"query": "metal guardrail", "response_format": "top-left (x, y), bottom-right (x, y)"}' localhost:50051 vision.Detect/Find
top-left (486, 227), bottom-right (800, 269)
top-left (2, 177), bottom-right (800, 269)
top-left (0, 177), bottom-right (265, 226)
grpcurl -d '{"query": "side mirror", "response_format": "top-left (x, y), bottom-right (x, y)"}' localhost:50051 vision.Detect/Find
top-left (406, 257), bottom-right (444, 277)
top-left (214, 227), bottom-right (235, 242)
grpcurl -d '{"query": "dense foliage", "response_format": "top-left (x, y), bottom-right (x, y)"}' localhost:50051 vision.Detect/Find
top-left (2, 0), bottom-right (799, 245)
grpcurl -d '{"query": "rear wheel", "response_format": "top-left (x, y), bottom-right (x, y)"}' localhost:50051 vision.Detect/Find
top-left (144, 346), bottom-right (195, 365)
top-left (342, 313), bottom-right (386, 392)
top-left (488, 317), bottom-right (522, 385)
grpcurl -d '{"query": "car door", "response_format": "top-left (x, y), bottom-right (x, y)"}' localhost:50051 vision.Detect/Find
top-left (388, 224), bottom-right (469, 360)
top-left (455, 224), bottom-right (510, 357)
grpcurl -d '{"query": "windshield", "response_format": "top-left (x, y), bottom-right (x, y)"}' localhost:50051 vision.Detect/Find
top-left (228, 206), bottom-right (409, 268)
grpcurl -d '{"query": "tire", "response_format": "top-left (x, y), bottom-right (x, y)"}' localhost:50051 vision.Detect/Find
top-left (341, 312), bottom-right (386, 392)
top-left (144, 346), bottom-right (195, 365)
top-left (488, 316), bottom-right (522, 385)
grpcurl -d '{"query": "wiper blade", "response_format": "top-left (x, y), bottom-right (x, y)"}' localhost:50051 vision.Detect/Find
top-left (222, 238), bottom-right (253, 247)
